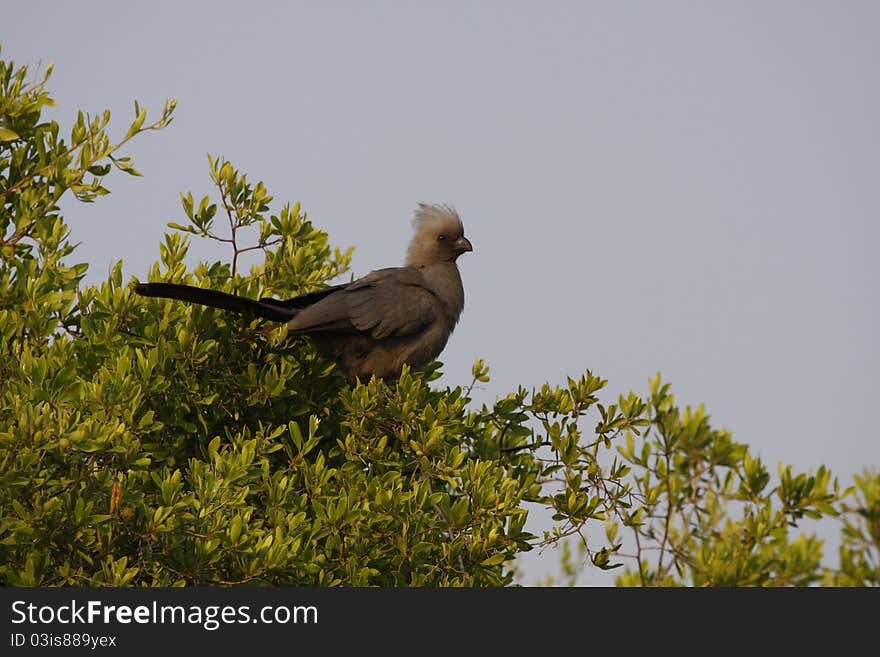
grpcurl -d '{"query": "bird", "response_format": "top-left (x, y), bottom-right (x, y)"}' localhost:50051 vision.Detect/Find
top-left (133, 203), bottom-right (473, 380)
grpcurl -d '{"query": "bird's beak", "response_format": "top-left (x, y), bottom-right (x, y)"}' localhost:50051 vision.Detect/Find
top-left (454, 236), bottom-right (473, 253)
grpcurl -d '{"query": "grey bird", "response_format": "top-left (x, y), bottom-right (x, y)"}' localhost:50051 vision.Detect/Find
top-left (133, 203), bottom-right (473, 379)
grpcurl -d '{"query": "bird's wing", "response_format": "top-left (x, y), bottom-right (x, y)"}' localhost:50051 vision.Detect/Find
top-left (347, 269), bottom-right (439, 339)
top-left (285, 267), bottom-right (438, 339)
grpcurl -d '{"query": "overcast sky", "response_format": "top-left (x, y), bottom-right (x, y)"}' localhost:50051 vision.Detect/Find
top-left (6, 1), bottom-right (878, 584)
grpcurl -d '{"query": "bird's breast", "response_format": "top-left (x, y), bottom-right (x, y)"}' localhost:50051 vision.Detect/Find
top-left (420, 263), bottom-right (465, 323)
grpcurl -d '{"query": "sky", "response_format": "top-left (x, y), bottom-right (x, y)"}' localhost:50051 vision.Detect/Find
top-left (4, 1), bottom-right (878, 584)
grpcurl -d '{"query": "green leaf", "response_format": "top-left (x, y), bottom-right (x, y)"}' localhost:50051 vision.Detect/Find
top-left (127, 102), bottom-right (147, 138)
top-left (87, 164), bottom-right (112, 176)
top-left (480, 553), bottom-right (507, 567)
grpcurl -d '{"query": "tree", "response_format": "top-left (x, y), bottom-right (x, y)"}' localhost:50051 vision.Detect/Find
top-left (1, 49), bottom-right (877, 586)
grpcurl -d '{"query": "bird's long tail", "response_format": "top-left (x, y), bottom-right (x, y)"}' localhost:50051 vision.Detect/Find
top-left (133, 283), bottom-right (297, 322)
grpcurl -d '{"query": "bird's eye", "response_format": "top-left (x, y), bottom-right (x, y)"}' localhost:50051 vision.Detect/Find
top-left (437, 235), bottom-right (446, 241)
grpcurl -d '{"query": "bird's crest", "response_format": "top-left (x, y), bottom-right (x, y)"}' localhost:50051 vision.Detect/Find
top-left (412, 203), bottom-right (462, 232)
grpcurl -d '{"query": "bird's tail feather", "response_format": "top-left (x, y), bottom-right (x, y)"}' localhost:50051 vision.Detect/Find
top-left (133, 283), bottom-right (296, 322)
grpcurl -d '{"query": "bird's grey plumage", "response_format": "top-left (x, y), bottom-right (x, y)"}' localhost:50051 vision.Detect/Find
top-left (134, 203), bottom-right (472, 379)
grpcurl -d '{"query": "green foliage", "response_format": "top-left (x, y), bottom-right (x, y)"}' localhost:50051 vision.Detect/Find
top-left (823, 468), bottom-right (880, 586)
top-left (1, 49), bottom-right (877, 586)
top-left (608, 377), bottom-right (838, 586)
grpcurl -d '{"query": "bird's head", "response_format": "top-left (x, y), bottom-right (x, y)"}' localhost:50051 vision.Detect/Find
top-left (406, 203), bottom-right (473, 267)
